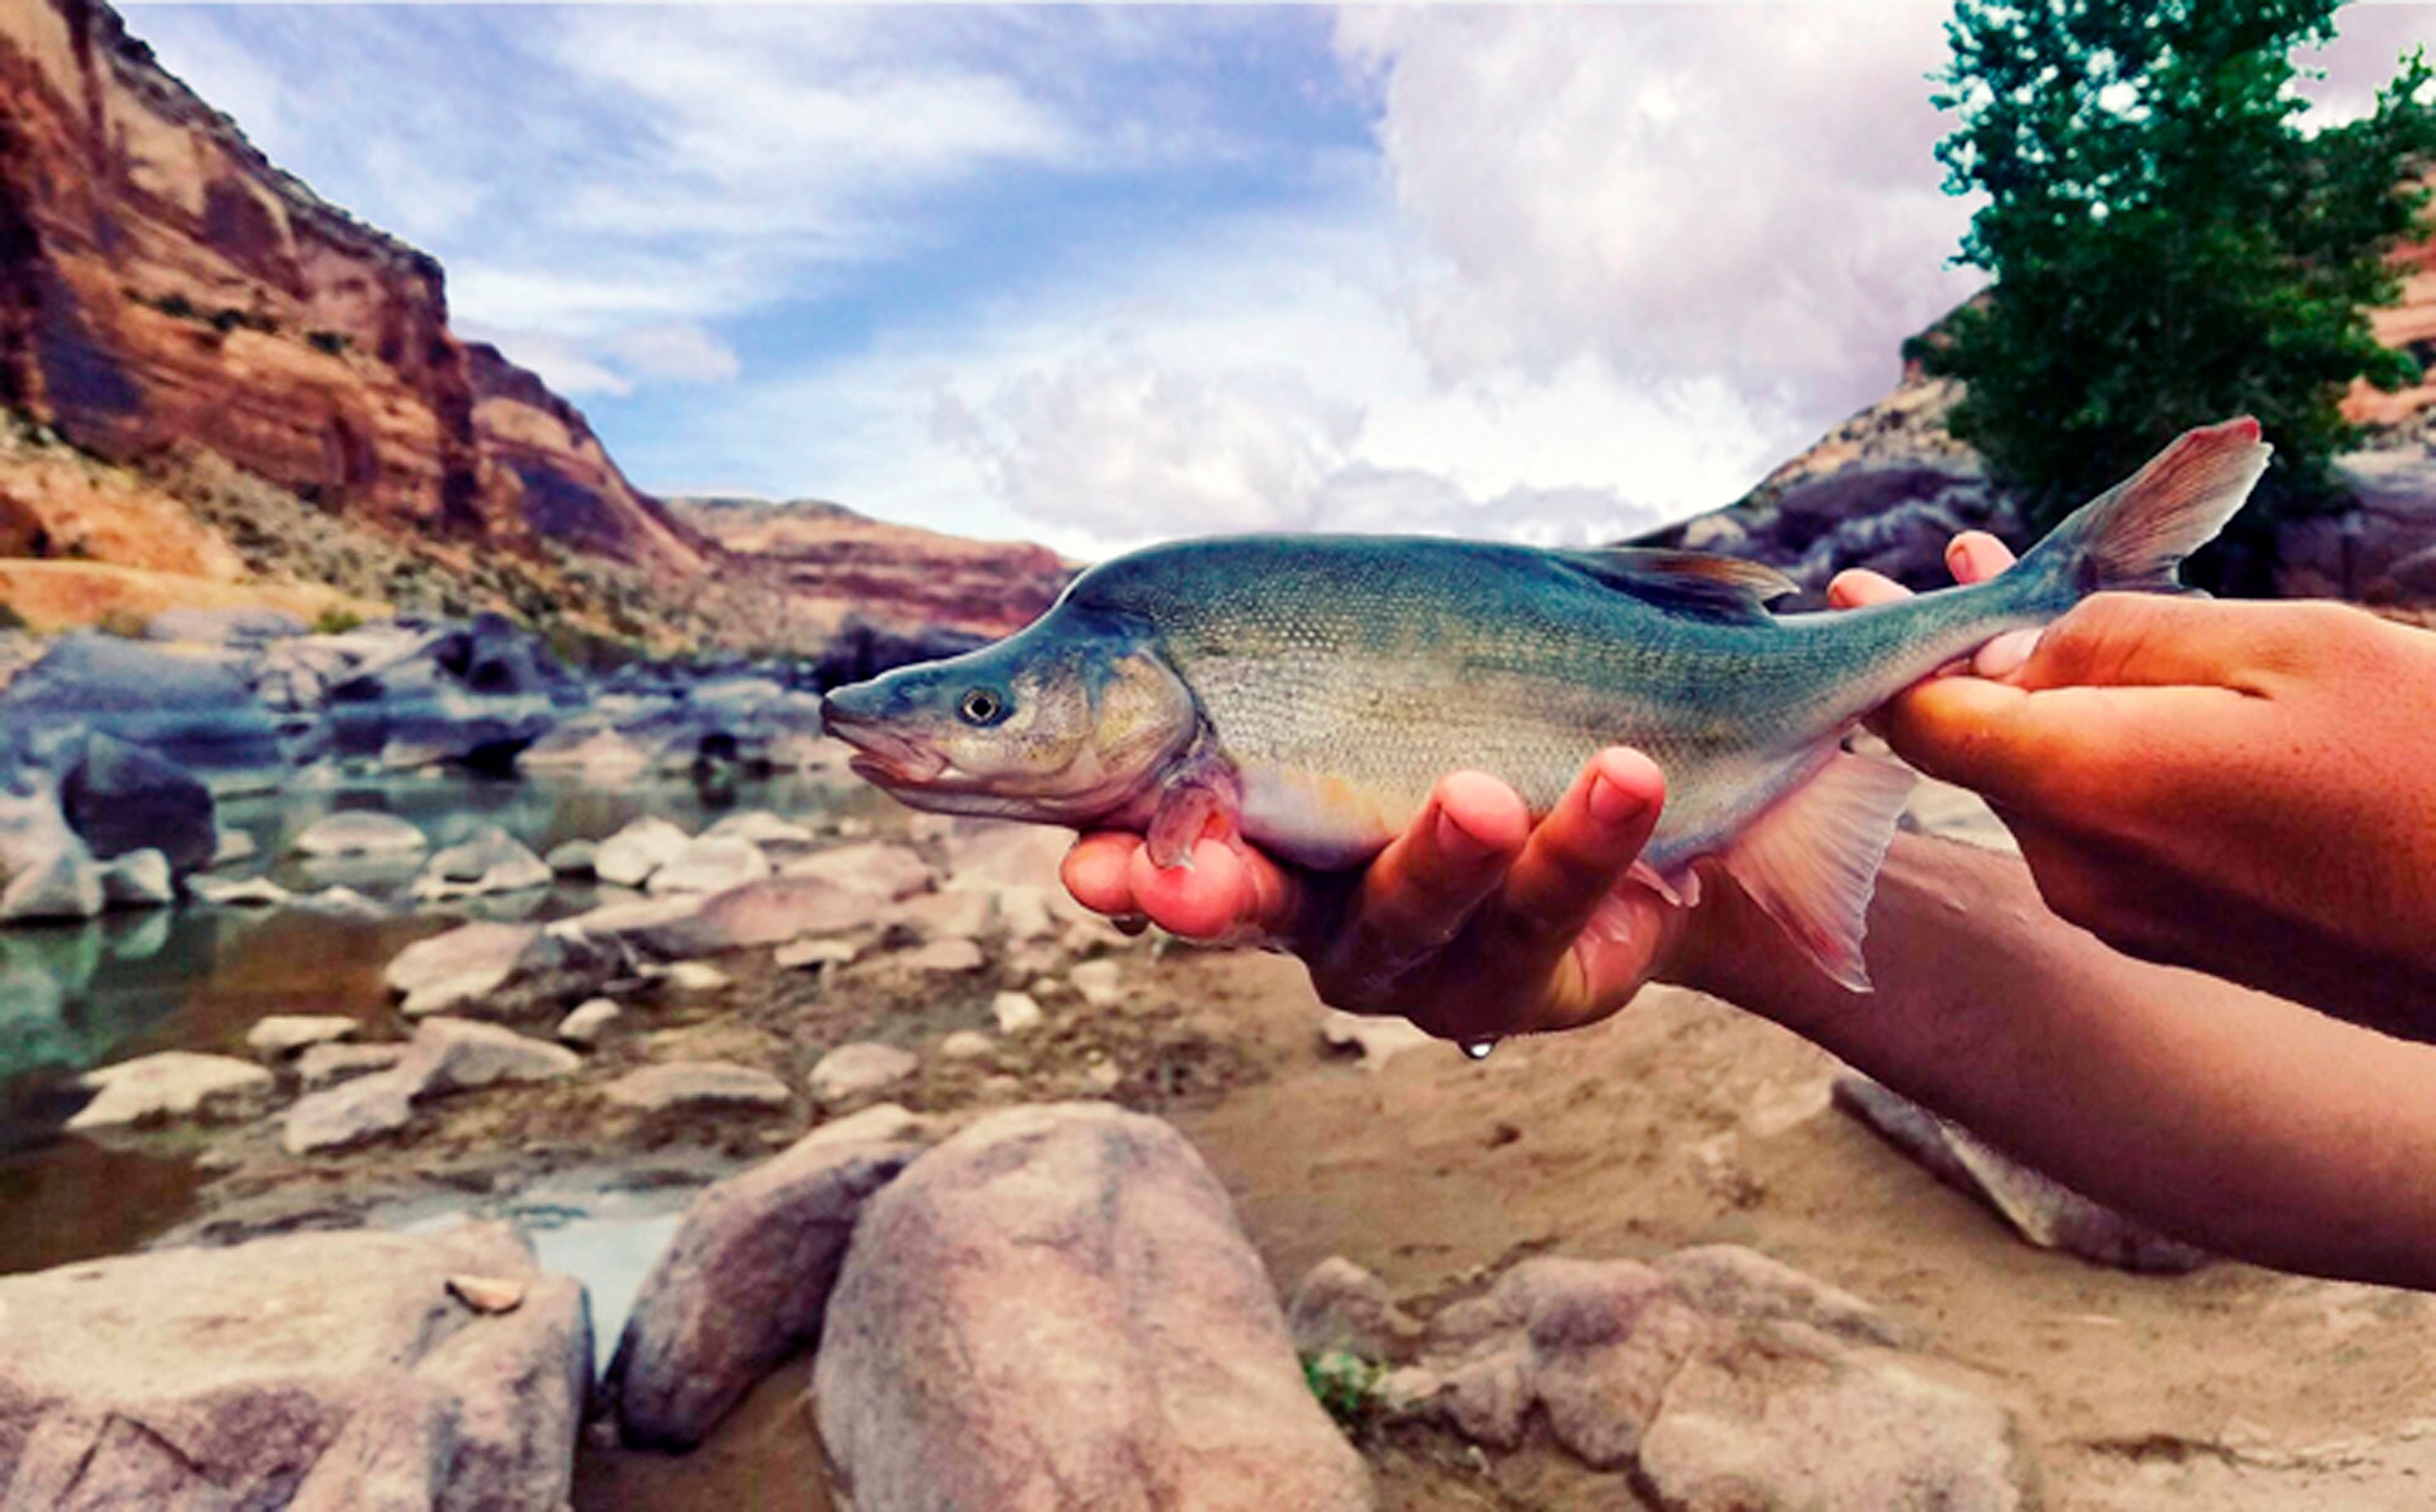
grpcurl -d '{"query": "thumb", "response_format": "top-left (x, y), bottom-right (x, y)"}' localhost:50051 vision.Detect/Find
top-left (2015, 594), bottom-right (2261, 693)
top-left (1881, 674), bottom-right (2069, 806)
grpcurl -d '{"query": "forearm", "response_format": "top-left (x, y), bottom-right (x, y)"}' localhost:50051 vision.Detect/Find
top-left (1674, 834), bottom-right (2436, 1290)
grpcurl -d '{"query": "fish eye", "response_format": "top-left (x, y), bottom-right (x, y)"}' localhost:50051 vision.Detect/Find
top-left (957, 687), bottom-right (1009, 726)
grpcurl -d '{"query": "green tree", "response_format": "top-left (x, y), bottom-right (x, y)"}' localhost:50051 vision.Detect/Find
top-left (1924, 1), bottom-right (2436, 583)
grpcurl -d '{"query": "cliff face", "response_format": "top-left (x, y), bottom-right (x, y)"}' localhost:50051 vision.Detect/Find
top-left (0, 0), bottom-right (709, 575)
top-left (671, 497), bottom-right (1073, 639)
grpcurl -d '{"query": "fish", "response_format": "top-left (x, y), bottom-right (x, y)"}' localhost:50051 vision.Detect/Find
top-left (821, 418), bottom-right (2270, 991)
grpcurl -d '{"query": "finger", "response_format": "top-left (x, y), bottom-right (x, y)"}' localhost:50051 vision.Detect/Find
top-left (1945, 532), bottom-right (2016, 585)
top-left (1972, 629), bottom-right (2041, 680)
top-left (2015, 594), bottom-right (2272, 692)
top-left (1322, 772), bottom-right (1531, 993)
top-left (1061, 832), bottom-right (1145, 917)
top-left (1125, 836), bottom-right (1259, 940)
top-left (1827, 568), bottom-right (1908, 611)
top-left (1484, 748), bottom-right (1665, 963)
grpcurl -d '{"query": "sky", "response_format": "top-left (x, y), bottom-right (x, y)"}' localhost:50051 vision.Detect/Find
top-left (123, 3), bottom-right (2436, 560)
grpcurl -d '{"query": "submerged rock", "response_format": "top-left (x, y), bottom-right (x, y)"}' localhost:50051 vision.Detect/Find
top-left (412, 824), bottom-right (551, 901)
top-left (0, 1224), bottom-right (588, 1509)
top-left (292, 810), bottom-right (428, 858)
top-left (607, 1117), bottom-right (920, 1449)
top-left (815, 1103), bottom-right (1372, 1512)
top-left (66, 1051), bottom-right (275, 1131)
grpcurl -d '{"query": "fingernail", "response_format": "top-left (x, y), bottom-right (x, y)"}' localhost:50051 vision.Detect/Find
top-left (1589, 772), bottom-right (1645, 827)
top-left (1975, 629), bottom-right (2041, 679)
top-left (1435, 809), bottom-right (1492, 863)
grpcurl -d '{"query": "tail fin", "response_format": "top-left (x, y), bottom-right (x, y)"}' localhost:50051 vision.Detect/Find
top-left (2019, 417), bottom-right (2273, 596)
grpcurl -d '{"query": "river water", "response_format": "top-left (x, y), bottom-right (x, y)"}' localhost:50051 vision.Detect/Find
top-left (0, 765), bottom-right (883, 1274)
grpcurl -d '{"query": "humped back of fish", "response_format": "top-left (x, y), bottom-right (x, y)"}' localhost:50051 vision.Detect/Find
top-left (822, 419), bottom-right (2271, 991)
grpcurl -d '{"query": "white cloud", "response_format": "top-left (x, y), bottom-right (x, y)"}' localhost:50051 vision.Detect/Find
top-left (1334, 6), bottom-right (1982, 421)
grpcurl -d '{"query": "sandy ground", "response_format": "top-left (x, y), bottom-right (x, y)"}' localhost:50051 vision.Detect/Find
top-left (117, 812), bottom-right (2436, 1510)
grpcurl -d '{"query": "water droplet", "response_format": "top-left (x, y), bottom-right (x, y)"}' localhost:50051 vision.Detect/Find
top-left (1460, 1037), bottom-right (1498, 1062)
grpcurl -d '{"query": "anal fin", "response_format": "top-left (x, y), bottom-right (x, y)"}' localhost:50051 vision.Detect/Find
top-left (1721, 753), bottom-right (1914, 993)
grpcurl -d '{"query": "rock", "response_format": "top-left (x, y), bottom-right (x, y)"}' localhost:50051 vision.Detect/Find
top-left (1318, 1009), bottom-right (1435, 1069)
top-left (1656, 1244), bottom-right (1902, 1347)
top-left (283, 1068), bottom-right (416, 1153)
top-left (938, 1030), bottom-right (995, 1062)
top-left (296, 1040), bottom-right (407, 1090)
top-left (186, 872), bottom-right (291, 908)
top-left (66, 1051), bottom-right (274, 1131)
top-left (145, 606), bottom-right (307, 646)
top-left (295, 883), bottom-right (387, 918)
top-left (627, 875), bottom-right (891, 957)
top-left (775, 935), bottom-right (860, 970)
top-left (780, 840), bottom-right (933, 901)
top-left (58, 731), bottom-right (218, 874)
top-left (806, 1102), bottom-right (933, 1148)
top-left (901, 936), bottom-right (984, 974)
top-left (0, 778), bottom-right (104, 922)
top-left (557, 997), bottom-right (623, 1047)
top-left (97, 847), bottom-right (174, 908)
top-left (246, 1013), bottom-right (358, 1061)
top-left (659, 960), bottom-right (731, 993)
top-left (1833, 1075), bottom-right (2210, 1272)
top-left (810, 1042), bottom-right (919, 1108)
top-left (1288, 1256), bottom-right (1423, 1362)
top-left (412, 823), bottom-right (551, 900)
top-left (645, 834), bottom-right (772, 896)
top-left (606, 1123), bottom-right (920, 1449)
top-left (0, 635), bottom-right (283, 775)
top-left (0, 1225), bottom-right (587, 1510)
top-left (447, 1272), bottom-right (529, 1315)
top-left (1069, 957), bottom-right (1125, 1009)
top-left (594, 815), bottom-right (692, 888)
top-left (815, 1104), bottom-right (1371, 1511)
top-left (385, 921), bottom-right (546, 1017)
top-left (545, 838), bottom-right (598, 876)
top-left (293, 810), bottom-right (428, 858)
top-left (991, 991), bottom-right (1044, 1035)
top-left (1636, 1325), bottom-right (2030, 1511)
top-left (1451, 1257), bottom-right (1710, 1467)
top-left (702, 809), bottom-right (816, 846)
top-left (885, 888), bottom-right (995, 942)
top-left (210, 827), bottom-right (258, 867)
top-left (996, 885), bottom-right (1058, 943)
top-left (603, 1061), bottom-right (792, 1115)
top-left (406, 1016), bottom-right (581, 1094)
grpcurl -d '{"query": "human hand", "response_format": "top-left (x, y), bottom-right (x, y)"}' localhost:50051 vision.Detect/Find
top-left (1833, 540), bottom-right (2436, 1022)
top-left (1058, 750), bottom-right (1699, 1043)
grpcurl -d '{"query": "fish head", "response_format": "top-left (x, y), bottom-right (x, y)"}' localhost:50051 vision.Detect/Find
top-left (821, 612), bottom-right (1196, 823)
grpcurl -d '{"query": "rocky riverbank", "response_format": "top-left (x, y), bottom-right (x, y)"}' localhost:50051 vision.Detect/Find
top-left (14, 762), bottom-right (2436, 1510)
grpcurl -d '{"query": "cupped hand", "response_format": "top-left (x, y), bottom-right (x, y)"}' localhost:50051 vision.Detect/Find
top-left (1059, 750), bottom-right (1695, 1043)
top-left (1833, 536), bottom-right (2436, 1025)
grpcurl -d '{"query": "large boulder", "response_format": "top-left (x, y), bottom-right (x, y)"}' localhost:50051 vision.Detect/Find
top-left (58, 732), bottom-right (217, 875)
top-left (814, 1103), bottom-right (1373, 1512)
top-left (0, 1223), bottom-right (590, 1509)
top-left (0, 633), bottom-right (286, 773)
top-left (606, 1117), bottom-right (922, 1449)
top-left (382, 921), bottom-right (616, 1017)
top-left (2278, 448), bottom-right (2436, 602)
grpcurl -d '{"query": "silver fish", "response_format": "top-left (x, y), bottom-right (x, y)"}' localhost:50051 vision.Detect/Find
top-left (823, 419), bottom-right (2269, 989)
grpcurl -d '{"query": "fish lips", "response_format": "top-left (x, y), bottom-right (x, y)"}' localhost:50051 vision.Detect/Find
top-left (821, 695), bottom-right (952, 787)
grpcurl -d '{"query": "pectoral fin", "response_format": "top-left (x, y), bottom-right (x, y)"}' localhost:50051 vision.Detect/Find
top-left (1720, 753), bottom-right (1915, 993)
top-left (1146, 760), bottom-right (1243, 870)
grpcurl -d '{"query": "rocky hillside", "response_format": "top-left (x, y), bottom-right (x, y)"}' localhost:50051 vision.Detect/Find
top-left (672, 497), bottom-right (1071, 640)
top-left (0, 0), bottom-right (1066, 656)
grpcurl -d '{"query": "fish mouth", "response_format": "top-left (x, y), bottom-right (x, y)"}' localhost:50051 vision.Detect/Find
top-left (822, 703), bottom-right (952, 788)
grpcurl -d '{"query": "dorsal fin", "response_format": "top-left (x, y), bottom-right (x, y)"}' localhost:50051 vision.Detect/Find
top-left (1552, 548), bottom-right (1797, 623)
